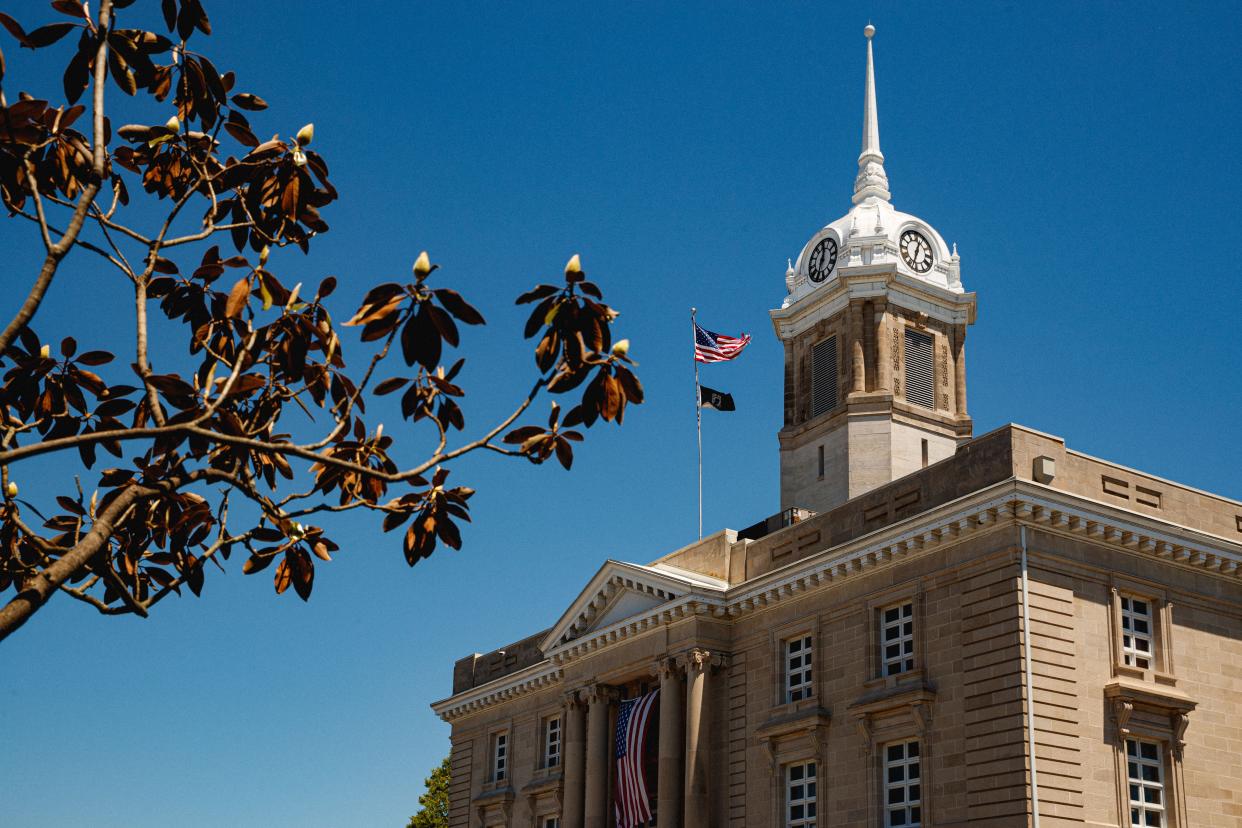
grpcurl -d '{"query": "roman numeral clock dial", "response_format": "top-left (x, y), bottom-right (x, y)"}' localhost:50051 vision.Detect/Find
top-left (808, 237), bottom-right (838, 283)
top-left (900, 229), bottom-right (934, 273)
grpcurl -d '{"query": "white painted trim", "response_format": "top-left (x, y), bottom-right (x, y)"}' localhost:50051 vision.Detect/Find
top-left (1020, 525), bottom-right (1041, 827)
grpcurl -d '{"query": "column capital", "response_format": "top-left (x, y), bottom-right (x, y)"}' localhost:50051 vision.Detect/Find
top-left (679, 648), bottom-right (729, 674)
top-left (564, 687), bottom-right (587, 709)
top-left (582, 683), bottom-right (619, 706)
top-left (656, 655), bottom-right (682, 681)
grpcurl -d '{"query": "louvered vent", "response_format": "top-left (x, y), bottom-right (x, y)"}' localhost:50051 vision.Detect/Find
top-left (904, 329), bottom-right (934, 409)
top-left (811, 336), bottom-right (837, 418)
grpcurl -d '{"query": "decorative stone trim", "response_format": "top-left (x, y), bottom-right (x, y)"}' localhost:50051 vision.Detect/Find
top-left (755, 707), bottom-right (832, 773)
top-left (472, 786), bottom-right (515, 826)
top-left (434, 481), bottom-right (1242, 723)
top-left (555, 572), bottom-right (683, 647)
top-left (1104, 679), bottom-right (1197, 758)
top-left (848, 682), bottom-right (935, 757)
top-left (432, 663), bottom-right (564, 723)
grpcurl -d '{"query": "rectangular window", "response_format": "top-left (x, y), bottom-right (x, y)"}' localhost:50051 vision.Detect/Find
top-left (542, 818), bottom-right (561, 828)
top-left (884, 741), bottom-right (922, 827)
top-left (785, 635), bottom-right (814, 703)
top-left (492, 731), bottom-right (508, 781)
top-left (1126, 739), bottom-right (1165, 827)
top-left (817, 444), bottom-right (825, 478)
top-left (903, 329), bottom-right (934, 409)
top-left (785, 760), bottom-right (817, 828)
top-left (811, 336), bottom-right (838, 418)
top-left (1121, 595), bottom-right (1154, 669)
top-left (882, 602), bottom-right (915, 676)
top-left (544, 716), bottom-right (562, 768)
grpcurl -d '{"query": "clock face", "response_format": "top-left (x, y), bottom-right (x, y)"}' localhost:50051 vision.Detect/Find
top-left (900, 230), bottom-right (934, 273)
top-left (807, 237), bottom-right (838, 283)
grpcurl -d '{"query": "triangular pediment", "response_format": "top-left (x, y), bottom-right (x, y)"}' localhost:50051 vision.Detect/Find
top-left (539, 560), bottom-right (727, 654)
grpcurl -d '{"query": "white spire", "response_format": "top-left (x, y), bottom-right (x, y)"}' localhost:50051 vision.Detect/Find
top-left (853, 24), bottom-right (891, 204)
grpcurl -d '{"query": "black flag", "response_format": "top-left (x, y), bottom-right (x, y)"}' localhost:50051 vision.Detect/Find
top-left (699, 385), bottom-right (736, 412)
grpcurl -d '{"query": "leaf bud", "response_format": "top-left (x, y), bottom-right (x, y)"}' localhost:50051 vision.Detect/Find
top-left (611, 338), bottom-right (630, 357)
top-left (5, 481), bottom-right (16, 498)
top-left (165, 115), bottom-right (180, 133)
top-left (564, 253), bottom-right (582, 276)
top-left (291, 146), bottom-right (307, 167)
top-left (259, 245), bottom-right (270, 266)
top-left (413, 250), bottom-right (432, 278)
top-left (296, 123), bottom-right (314, 146)
top-left (39, 344), bottom-right (50, 359)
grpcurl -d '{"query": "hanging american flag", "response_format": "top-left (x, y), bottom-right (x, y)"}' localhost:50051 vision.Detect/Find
top-left (694, 323), bottom-right (751, 363)
top-left (614, 689), bottom-right (659, 828)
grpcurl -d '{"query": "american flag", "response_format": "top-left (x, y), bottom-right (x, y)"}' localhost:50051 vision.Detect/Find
top-left (694, 323), bottom-right (751, 363)
top-left (614, 689), bottom-right (659, 828)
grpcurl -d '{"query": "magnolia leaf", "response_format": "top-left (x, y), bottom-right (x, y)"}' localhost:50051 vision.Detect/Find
top-left (225, 276), bottom-right (250, 318)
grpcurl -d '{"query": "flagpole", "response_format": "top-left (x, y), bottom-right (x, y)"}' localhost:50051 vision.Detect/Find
top-left (691, 307), bottom-right (702, 539)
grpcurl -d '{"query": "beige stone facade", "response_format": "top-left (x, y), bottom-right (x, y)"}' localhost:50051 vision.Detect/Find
top-left (432, 425), bottom-right (1242, 827)
top-left (432, 26), bottom-right (1242, 828)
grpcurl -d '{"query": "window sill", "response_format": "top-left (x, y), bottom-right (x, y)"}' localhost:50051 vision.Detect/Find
top-left (522, 770), bottom-right (563, 795)
top-left (472, 784), bottom-right (515, 804)
top-left (1104, 678), bottom-right (1196, 715)
top-left (768, 695), bottom-right (822, 720)
top-left (861, 667), bottom-right (925, 694)
top-left (849, 679), bottom-right (935, 719)
top-left (1114, 663), bottom-right (1178, 686)
top-left (756, 704), bottom-right (832, 740)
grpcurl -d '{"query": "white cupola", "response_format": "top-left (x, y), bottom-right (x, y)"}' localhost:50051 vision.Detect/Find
top-left (783, 24), bottom-right (964, 308)
top-left (769, 25), bottom-right (977, 516)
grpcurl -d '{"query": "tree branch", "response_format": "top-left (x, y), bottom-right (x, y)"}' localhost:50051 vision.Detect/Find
top-left (0, 0), bottom-right (113, 356)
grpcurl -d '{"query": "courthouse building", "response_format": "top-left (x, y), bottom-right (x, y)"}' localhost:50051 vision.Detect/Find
top-left (431, 26), bottom-right (1242, 828)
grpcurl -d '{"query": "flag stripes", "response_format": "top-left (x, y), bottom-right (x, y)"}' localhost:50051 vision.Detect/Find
top-left (614, 689), bottom-right (659, 828)
top-left (694, 323), bottom-right (750, 363)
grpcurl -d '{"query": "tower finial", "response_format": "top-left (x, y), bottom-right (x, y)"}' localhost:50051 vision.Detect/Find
top-left (853, 24), bottom-right (891, 204)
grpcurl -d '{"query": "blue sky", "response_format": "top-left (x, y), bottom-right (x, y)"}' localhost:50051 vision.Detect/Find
top-left (1, 1), bottom-right (1240, 825)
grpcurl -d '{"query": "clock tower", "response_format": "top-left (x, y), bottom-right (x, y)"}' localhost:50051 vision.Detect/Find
top-left (772, 25), bottom-right (976, 515)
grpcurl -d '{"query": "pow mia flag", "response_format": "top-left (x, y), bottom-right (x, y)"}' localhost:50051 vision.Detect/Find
top-left (699, 385), bottom-right (736, 412)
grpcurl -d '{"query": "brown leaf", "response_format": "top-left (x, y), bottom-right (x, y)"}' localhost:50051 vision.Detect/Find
top-left (0, 13), bottom-right (27, 44)
top-left (433, 288), bottom-right (485, 325)
top-left (223, 121), bottom-right (259, 148)
top-left (25, 23), bottom-right (75, 48)
top-left (515, 284), bottom-right (558, 305)
top-left (231, 92), bottom-right (268, 111)
top-left (373, 376), bottom-right (409, 396)
top-left (51, 0), bottom-right (88, 18)
top-left (601, 373), bottom-right (621, 420)
top-left (554, 437), bottom-right (574, 470)
top-left (273, 557), bottom-right (291, 594)
top-left (503, 425), bottom-right (544, 445)
top-left (242, 554), bottom-right (271, 574)
top-left (224, 276), bottom-right (250, 318)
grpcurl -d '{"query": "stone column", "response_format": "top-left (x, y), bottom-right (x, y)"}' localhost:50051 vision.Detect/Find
top-left (562, 690), bottom-right (587, 828)
top-left (849, 301), bottom-right (866, 394)
top-left (657, 658), bottom-right (685, 828)
top-left (953, 325), bottom-right (968, 416)
top-left (584, 685), bottom-right (612, 828)
top-left (683, 649), bottom-right (712, 828)
top-left (875, 299), bottom-right (891, 392)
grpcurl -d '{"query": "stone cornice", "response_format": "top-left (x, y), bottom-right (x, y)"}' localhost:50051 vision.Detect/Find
top-left (431, 480), bottom-right (1242, 723)
top-left (771, 266), bottom-right (976, 339)
top-left (431, 660), bottom-right (563, 724)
